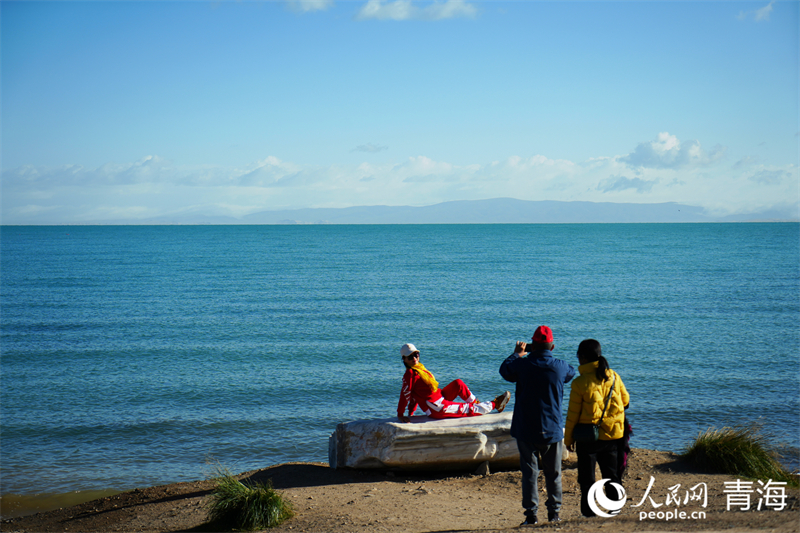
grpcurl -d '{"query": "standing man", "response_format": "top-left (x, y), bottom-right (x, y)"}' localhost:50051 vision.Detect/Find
top-left (499, 326), bottom-right (576, 526)
top-left (398, 343), bottom-right (510, 422)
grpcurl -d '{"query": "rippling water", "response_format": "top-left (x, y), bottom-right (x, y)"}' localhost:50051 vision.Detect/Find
top-left (2, 224), bottom-right (798, 498)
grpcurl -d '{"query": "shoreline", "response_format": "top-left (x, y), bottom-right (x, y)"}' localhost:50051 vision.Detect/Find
top-left (3, 448), bottom-right (799, 533)
top-left (0, 489), bottom-right (124, 520)
top-left (4, 445), bottom-right (798, 520)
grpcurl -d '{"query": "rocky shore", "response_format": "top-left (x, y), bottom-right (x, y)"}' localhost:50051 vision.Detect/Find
top-left (3, 448), bottom-right (798, 533)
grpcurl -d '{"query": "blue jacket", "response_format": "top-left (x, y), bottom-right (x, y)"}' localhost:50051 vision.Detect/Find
top-left (499, 350), bottom-right (576, 445)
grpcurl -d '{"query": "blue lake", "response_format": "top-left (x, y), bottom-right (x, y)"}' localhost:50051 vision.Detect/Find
top-left (1, 223), bottom-right (798, 497)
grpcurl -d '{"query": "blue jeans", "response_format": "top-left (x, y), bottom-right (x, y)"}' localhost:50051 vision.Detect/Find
top-left (517, 438), bottom-right (562, 516)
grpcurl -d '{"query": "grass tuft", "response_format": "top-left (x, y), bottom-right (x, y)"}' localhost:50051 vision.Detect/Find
top-left (206, 467), bottom-right (294, 530)
top-left (682, 425), bottom-right (798, 487)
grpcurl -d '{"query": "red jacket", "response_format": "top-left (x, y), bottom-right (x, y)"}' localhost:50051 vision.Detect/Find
top-left (397, 367), bottom-right (443, 417)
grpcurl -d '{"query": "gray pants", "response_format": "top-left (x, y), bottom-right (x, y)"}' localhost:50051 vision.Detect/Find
top-left (517, 438), bottom-right (562, 516)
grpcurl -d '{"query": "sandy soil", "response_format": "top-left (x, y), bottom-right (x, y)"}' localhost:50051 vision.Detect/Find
top-left (2, 449), bottom-right (798, 533)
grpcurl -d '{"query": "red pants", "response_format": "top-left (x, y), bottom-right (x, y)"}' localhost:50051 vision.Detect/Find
top-left (425, 379), bottom-right (491, 419)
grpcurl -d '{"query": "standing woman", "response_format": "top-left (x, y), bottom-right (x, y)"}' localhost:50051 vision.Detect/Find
top-left (564, 339), bottom-right (630, 517)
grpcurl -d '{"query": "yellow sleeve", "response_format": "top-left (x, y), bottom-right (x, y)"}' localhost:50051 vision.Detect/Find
top-left (617, 372), bottom-right (630, 408)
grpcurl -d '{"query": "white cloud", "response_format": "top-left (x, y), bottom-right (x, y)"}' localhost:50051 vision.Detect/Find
top-left (428, 0), bottom-right (476, 20)
top-left (402, 155), bottom-right (454, 174)
top-left (84, 205), bottom-right (155, 219)
top-left (748, 167), bottom-right (790, 185)
top-left (1, 156), bottom-right (175, 189)
top-left (355, 0), bottom-right (477, 21)
top-left (620, 132), bottom-right (726, 170)
top-left (14, 204), bottom-right (62, 216)
top-left (503, 154), bottom-right (575, 172)
top-left (597, 176), bottom-right (657, 193)
top-left (1, 155), bottom-right (297, 190)
top-left (357, 0), bottom-right (412, 20)
top-left (738, 1), bottom-right (774, 22)
top-left (734, 156), bottom-right (758, 168)
top-left (236, 156), bottom-right (301, 187)
top-left (352, 143), bottom-right (388, 153)
top-left (286, 0), bottom-right (334, 13)
top-left (755, 1), bottom-right (774, 21)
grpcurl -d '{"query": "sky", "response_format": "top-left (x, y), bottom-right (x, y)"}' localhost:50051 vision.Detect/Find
top-left (1, 0), bottom-right (798, 224)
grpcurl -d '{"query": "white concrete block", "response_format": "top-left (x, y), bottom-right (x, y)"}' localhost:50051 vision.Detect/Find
top-left (329, 413), bottom-right (522, 471)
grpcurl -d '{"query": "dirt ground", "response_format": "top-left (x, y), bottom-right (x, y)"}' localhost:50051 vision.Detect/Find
top-left (2, 449), bottom-right (798, 533)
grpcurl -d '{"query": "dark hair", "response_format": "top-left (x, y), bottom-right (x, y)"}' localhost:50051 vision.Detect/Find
top-left (577, 339), bottom-right (611, 381)
top-left (529, 341), bottom-right (554, 352)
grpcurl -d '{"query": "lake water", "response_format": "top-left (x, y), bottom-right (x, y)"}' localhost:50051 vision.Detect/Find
top-left (1, 223), bottom-right (798, 502)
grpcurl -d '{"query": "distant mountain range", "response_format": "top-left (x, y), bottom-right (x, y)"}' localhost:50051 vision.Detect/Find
top-left (124, 198), bottom-right (798, 225)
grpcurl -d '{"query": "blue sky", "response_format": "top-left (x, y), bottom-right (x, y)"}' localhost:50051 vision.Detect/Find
top-left (1, 0), bottom-right (798, 223)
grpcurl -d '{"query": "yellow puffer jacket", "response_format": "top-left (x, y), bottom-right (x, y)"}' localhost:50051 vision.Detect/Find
top-left (564, 361), bottom-right (630, 447)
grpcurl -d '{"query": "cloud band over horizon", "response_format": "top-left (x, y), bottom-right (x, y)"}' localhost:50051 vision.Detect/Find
top-left (3, 132), bottom-right (797, 224)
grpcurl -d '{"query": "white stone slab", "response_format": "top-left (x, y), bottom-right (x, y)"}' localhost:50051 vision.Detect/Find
top-left (329, 413), bottom-right (527, 471)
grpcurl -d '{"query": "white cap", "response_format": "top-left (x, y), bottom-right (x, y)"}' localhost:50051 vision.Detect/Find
top-left (400, 343), bottom-right (419, 357)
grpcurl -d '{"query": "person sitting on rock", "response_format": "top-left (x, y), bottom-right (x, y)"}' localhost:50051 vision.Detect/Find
top-left (397, 343), bottom-right (510, 423)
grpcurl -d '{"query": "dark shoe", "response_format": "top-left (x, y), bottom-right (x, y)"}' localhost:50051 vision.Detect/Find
top-left (520, 512), bottom-right (537, 526)
top-left (494, 391), bottom-right (511, 413)
top-left (548, 512), bottom-right (561, 522)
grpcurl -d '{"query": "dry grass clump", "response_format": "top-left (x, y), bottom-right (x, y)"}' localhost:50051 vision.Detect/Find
top-left (206, 468), bottom-right (294, 530)
top-left (682, 426), bottom-right (797, 487)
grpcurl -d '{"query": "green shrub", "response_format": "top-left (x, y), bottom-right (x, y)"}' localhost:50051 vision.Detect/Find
top-left (206, 468), bottom-right (294, 530)
top-left (682, 426), bottom-right (797, 487)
